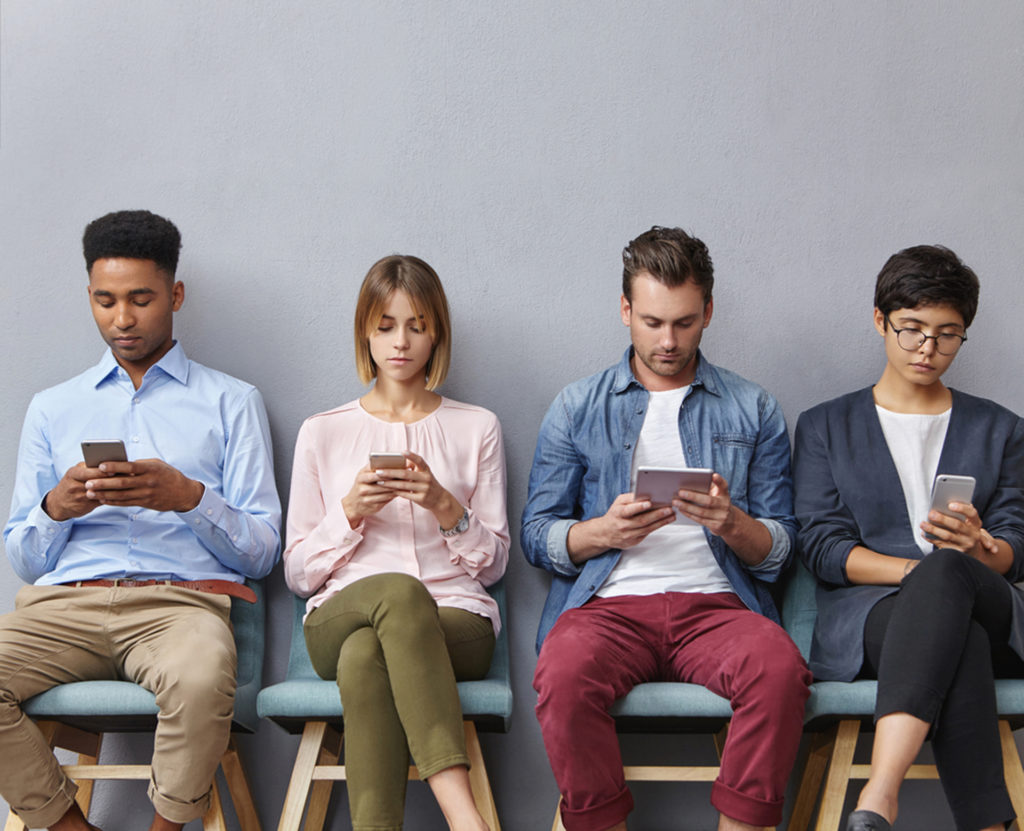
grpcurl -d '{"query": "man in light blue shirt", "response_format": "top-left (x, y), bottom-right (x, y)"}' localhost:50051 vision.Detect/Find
top-left (522, 226), bottom-right (810, 831)
top-left (0, 210), bottom-right (281, 831)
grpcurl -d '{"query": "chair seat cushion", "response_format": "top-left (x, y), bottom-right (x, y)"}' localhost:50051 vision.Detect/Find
top-left (257, 677), bottom-right (513, 733)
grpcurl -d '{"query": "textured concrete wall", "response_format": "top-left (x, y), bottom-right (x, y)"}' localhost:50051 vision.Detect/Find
top-left (2, 2), bottom-right (1022, 828)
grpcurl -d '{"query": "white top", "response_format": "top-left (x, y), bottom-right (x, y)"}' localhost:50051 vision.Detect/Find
top-left (597, 386), bottom-right (732, 598)
top-left (875, 405), bottom-right (952, 554)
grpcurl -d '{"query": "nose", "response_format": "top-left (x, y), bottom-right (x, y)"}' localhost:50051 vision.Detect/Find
top-left (114, 302), bottom-right (136, 330)
top-left (918, 335), bottom-right (937, 356)
top-left (659, 326), bottom-right (677, 350)
top-left (393, 325), bottom-right (410, 349)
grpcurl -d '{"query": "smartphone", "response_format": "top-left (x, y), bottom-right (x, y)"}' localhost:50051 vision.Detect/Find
top-left (633, 467), bottom-right (713, 517)
top-left (369, 452), bottom-right (407, 470)
top-left (929, 474), bottom-right (976, 522)
top-left (81, 439), bottom-right (128, 468)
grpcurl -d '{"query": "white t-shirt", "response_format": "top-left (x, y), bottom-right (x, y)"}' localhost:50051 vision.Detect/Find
top-left (875, 405), bottom-right (951, 555)
top-left (597, 386), bottom-right (733, 598)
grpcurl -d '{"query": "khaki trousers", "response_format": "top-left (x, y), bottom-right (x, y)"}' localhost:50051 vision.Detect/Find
top-left (303, 573), bottom-right (494, 831)
top-left (0, 585), bottom-right (236, 828)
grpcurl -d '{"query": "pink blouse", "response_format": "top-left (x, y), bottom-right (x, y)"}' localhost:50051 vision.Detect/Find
top-left (283, 397), bottom-right (509, 633)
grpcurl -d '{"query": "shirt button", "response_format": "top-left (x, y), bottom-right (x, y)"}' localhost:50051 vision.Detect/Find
top-left (194, 518), bottom-right (201, 525)
top-left (131, 538), bottom-right (138, 544)
top-left (131, 436), bottom-right (140, 443)
top-left (133, 398), bottom-right (140, 405)
top-left (206, 509), bottom-right (213, 516)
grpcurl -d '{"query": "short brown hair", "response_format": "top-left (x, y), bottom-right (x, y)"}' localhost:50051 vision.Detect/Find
top-left (622, 226), bottom-right (714, 303)
top-left (353, 255), bottom-right (452, 390)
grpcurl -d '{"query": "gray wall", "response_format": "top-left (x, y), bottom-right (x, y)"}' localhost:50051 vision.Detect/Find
top-left (2, 2), bottom-right (1022, 828)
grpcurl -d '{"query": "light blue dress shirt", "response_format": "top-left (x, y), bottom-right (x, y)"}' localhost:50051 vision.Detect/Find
top-left (521, 348), bottom-right (797, 651)
top-left (4, 343), bottom-right (281, 585)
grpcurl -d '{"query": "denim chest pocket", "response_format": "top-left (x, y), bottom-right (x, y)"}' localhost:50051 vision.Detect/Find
top-left (711, 432), bottom-right (756, 503)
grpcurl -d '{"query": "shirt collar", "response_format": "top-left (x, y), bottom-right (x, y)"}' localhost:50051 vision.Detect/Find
top-left (610, 346), bottom-right (721, 397)
top-left (89, 341), bottom-right (189, 389)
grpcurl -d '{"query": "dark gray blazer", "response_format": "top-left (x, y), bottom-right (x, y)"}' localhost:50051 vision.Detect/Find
top-left (793, 386), bottom-right (1024, 681)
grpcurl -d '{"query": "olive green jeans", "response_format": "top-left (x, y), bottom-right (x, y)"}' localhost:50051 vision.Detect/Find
top-left (303, 573), bottom-right (495, 831)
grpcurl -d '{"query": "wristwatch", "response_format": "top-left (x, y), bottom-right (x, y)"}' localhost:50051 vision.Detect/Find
top-left (440, 507), bottom-right (470, 537)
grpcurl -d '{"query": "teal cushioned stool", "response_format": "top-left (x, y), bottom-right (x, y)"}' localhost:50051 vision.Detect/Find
top-left (781, 561), bottom-right (1024, 831)
top-left (256, 581), bottom-right (512, 831)
top-left (3, 581), bottom-right (265, 831)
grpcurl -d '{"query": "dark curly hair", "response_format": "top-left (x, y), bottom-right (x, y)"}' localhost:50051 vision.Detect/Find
top-left (874, 245), bottom-right (979, 328)
top-left (622, 226), bottom-right (714, 303)
top-left (82, 210), bottom-right (182, 276)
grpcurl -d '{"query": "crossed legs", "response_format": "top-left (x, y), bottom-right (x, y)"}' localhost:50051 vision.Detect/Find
top-left (858, 549), bottom-right (1024, 831)
top-left (302, 573), bottom-right (495, 831)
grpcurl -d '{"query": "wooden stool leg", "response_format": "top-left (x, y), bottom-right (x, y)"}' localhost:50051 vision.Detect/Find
top-left (201, 778), bottom-right (228, 831)
top-left (463, 722), bottom-right (500, 830)
top-left (551, 796), bottom-right (566, 831)
top-left (787, 731), bottom-right (834, 831)
top-left (1000, 720), bottom-right (1024, 823)
top-left (815, 721), bottom-right (859, 831)
top-left (303, 725), bottom-right (342, 831)
top-left (276, 722), bottom-right (331, 831)
top-left (220, 736), bottom-right (262, 831)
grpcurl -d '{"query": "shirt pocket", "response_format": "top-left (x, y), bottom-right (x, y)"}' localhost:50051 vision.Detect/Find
top-left (711, 432), bottom-right (756, 504)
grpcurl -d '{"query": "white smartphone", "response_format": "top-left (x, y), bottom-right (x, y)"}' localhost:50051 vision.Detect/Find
top-left (929, 474), bottom-right (976, 522)
top-left (369, 452), bottom-right (407, 470)
top-left (633, 467), bottom-right (713, 518)
top-left (81, 439), bottom-right (127, 468)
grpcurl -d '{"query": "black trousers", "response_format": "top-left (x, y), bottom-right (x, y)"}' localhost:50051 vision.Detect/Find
top-left (862, 548), bottom-right (1024, 831)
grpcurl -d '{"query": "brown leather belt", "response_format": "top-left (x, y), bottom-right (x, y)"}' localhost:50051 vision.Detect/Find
top-left (68, 579), bottom-right (256, 603)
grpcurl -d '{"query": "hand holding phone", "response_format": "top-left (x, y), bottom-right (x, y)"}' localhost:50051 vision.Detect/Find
top-left (929, 474), bottom-right (976, 523)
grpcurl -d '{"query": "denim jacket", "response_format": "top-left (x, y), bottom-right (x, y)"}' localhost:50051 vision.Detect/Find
top-left (521, 348), bottom-right (797, 651)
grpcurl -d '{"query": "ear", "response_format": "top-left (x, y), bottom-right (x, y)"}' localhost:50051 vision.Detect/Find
top-left (620, 294), bottom-right (631, 327)
top-left (703, 297), bottom-right (714, 329)
top-left (171, 281), bottom-right (185, 312)
top-left (873, 307), bottom-right (886, 337)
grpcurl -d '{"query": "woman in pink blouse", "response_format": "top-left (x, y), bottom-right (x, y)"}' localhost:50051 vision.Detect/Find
top-left (284, 255), bottom-right (509, 831)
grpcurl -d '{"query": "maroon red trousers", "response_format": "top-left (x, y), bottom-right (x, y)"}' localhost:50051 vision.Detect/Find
top-left (533, 592), bottom-right (811, 830)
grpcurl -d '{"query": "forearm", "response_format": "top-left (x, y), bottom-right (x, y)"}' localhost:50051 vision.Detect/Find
top-left (566, 516), bottom-right (611, 565)
top-left (844, 545), bottom-right (915, 586)
top-left (971, 537), bottom-right (1014, 576)
top-left (717, 505), bottom-right (773, 566)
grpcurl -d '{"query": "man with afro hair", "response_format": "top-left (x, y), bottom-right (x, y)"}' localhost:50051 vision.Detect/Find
top-left (1, 210), bottom-right (281, 831)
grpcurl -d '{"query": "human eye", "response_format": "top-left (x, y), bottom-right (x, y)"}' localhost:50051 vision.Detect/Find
top-left (937, 333), bottom-right (961, 345)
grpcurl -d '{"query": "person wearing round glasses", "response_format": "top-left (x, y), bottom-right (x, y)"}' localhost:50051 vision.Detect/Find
top-left (793, 245), bottom-right (1024, 831)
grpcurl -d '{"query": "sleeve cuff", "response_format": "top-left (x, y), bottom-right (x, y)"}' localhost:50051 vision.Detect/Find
top-left (745, 518), bottom-right (791, 575)
top-left (546, 518), bottom-right (583, 576)
top-left (28, 502), bottom-right (70, 545)
top-left (178, 485), bottom-right (222, 528)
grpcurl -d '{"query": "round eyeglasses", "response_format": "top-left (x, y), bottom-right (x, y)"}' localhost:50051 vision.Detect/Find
top-left (886, 316), bottom-right (967, 356)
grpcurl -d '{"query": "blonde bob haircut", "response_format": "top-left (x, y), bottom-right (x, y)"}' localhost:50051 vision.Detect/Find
top-left (354, 254), bottom-right (452, 390)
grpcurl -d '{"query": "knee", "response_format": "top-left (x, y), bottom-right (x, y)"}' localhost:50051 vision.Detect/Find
top-left (336, 627), bottom-right (387, 705)
top-left (156, 638), bottom-right (237, 715)
top-left (735, 629), bottom-right (812, 703)
top-left (534, 635), bottom-right (609, 714)
top-left (912, 547), bottom-right (971, 585)
top-left (371, 574), bottom-right (437, 627)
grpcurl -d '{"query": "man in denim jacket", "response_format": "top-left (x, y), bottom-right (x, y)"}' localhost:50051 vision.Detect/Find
top-left (522, 227), bottom-right (810, 831)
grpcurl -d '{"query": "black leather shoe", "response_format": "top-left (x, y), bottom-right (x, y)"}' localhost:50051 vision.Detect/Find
top-left (846, 809), bottom-right (892, 831)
